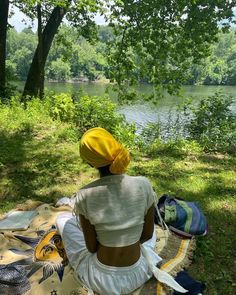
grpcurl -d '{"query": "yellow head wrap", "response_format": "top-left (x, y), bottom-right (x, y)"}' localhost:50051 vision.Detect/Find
top-left (80, 127), bottom-right (130, 174)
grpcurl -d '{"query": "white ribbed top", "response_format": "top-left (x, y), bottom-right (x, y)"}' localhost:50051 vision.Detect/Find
top-left (74, 174), bottom-right (155, 247)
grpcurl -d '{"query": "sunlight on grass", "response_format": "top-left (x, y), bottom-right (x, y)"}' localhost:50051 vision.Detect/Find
top-left (175, 177), bottom-right (208, 195)
top-left (205, 197), bottom-right (236, 213)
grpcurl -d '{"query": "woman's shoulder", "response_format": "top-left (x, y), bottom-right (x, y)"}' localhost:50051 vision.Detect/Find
top-left (76, 174), bottom-right (152, 197)
top-left (74, 179), bottom-right (104, 216)
top-left (75, 176), bottom-right (114, 201)
top-left (78, 177), bottom-right (103, 191)
top-left (125, 174), bottom-right (152, 185)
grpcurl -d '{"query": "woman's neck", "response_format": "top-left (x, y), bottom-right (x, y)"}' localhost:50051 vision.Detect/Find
top-left (98, 165), bottom-right (114, 178)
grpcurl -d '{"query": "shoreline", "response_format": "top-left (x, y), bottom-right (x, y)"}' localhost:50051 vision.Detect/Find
top-left (47, 78), bottom-right (111, 84)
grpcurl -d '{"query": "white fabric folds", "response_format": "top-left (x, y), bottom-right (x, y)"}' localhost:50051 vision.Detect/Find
top-left (141, 245), bottom-right (187, 293)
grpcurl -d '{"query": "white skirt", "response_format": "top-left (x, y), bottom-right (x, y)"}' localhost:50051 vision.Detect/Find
top-left (56, 212), bottom-right (162, 295)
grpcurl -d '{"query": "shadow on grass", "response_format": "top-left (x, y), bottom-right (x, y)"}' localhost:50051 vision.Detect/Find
top-left (0, 124), bottom-right (76, 206)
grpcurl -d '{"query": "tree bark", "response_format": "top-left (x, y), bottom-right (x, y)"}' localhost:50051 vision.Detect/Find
top-left (37, 3), bottom-right (44, 99)
top-left (0, 0), bottom-right (9, 98)
top-left (23, 4), bottom-right (68, 98)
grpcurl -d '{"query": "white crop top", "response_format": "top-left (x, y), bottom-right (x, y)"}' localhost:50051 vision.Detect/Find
top-left (74, 174), bottom-right (156, 247)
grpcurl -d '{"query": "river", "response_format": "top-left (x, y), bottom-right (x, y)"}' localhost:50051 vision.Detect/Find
top-left (15, 82), bottom-right (236, 131)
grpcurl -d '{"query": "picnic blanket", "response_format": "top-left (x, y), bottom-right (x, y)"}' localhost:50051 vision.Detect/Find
top-left (0, 200), bottom-right (196, 295)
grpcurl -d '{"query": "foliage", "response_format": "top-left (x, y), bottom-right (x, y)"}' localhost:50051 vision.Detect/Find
top-left (39, 93), bottom-right (134, 146)
top-left (135, 92), bottom-right (236, 154)
top-left (107, 0), bottom-right (236, 98)
top-left (0, 96), bottom-right (51, 131)
top-left (140, 122), bottom-right (161, 145)
top-left (5, 60), bottom-right (17, 80)
top-left (98, 25), bottom-right (114, 43)
top-left (73, 94), bottom-right (136, 146)
top-left (6, 26), bottom-right (109, 82)
top-left (0, 93), bottom-right (135, 147)
top-left (46, 58), bottom-right (71, 81)
top-left (138, 108), bottom-right (189, 147)
top-left (4, 92), bottom-right (136, 146)
top-left (1, 1), bottom-right (235, 99)
top-left (6, 28), bottom-right (37, 81)
top-left (5, 26), bottom-right (236, 87)
top-left (70, 40), bottom-right (107, 81)
top-left (47, 25), bottom-right (109, 81)
top-left (74, 95), bottom-right (120, 130)
top-left (13, 0), bottom-right (102, 38)
top-left (112, 122), bottom-right (136, 149)
top-left (187, 30), bottom-right (236, 85)
top-left (47, 93), bottom-right (76, 122)
top-left (183, 92), bottom-right (236, 153)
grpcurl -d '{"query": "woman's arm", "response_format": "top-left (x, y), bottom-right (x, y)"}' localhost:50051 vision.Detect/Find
top-left (140, 204), bottom-right (155, 244)
top-left (79, 214), bottom-right (99, 253)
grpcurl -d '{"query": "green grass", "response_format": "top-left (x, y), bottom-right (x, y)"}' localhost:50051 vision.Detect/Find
top-left (0, 108), bottom-right (235, 294)
top-left (0, 120), bottom-right (97, 212)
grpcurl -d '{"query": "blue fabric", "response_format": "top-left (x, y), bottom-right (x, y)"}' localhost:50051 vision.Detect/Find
top-left (154, 194), bottom-right (208, 237)
top-left (0, 265), bottom-right (31, 295)
top-left (174, 200), bottom-right (207, 235)
top-left (173, 271), bottom-right (205, 295)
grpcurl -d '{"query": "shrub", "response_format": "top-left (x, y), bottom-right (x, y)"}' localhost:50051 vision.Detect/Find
top-left (8, 94), bottom-right (136, 145)
top-left (74, 95), bottom-right (122, 131)
top-left (47, 93), bottom-right (76, 122)
top-left (73, 94), bottom-right (136, 146)
top-left (140, 122), bottom-right (161, 145)
top-left (0, 94), bottom-right (136, 148)
top-left (183, 92), bottom-right (236, 153)
top-left (112, 122), bottom-right (136, 148)
top-left (0, 96), bottom-right (53, 132)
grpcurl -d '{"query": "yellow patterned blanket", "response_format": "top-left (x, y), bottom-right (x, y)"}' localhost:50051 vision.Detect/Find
top-left (0, 201), bottom-right (195, 295)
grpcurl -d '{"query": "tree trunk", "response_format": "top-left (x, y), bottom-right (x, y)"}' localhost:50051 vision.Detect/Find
top-left (23, 5), bottom-right (68, 98)
top-left (37, 3), bottom-right (44, 99)
top-left (0, 0), bottom-right (9, 99)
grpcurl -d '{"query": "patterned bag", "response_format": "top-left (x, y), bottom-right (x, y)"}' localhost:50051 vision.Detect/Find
top-left (154, 194), bottom-right (208, 238)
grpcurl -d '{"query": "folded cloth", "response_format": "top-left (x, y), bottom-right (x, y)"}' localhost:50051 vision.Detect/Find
top-left (173, 271), bottom-right (205, 295)
top-left (0, 211), bottom-right (38, 231)
top-left (55, 197), bottom-right (76, 208)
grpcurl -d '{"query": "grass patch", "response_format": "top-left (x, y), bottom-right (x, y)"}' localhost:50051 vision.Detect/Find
top-left (0, 120), bottom-right (98, 211)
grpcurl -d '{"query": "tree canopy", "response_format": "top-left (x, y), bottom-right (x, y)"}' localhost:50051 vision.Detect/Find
top-left (5, 26), bottom-right (236, 86)
top-left (0, 0), bottom-right (235, 99)
top-left (106, 0), bottom-right (236, 96)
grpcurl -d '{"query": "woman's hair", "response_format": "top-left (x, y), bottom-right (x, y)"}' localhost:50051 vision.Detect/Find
top-left (97, 165), bottom-right (112, 177)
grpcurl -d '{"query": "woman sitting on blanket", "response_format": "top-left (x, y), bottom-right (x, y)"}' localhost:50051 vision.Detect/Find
top-left (56, 127), bottom-right (186, 295)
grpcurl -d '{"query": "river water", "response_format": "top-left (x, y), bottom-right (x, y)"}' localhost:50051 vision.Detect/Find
top-left (16, 82), bottom-right (236, 131)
